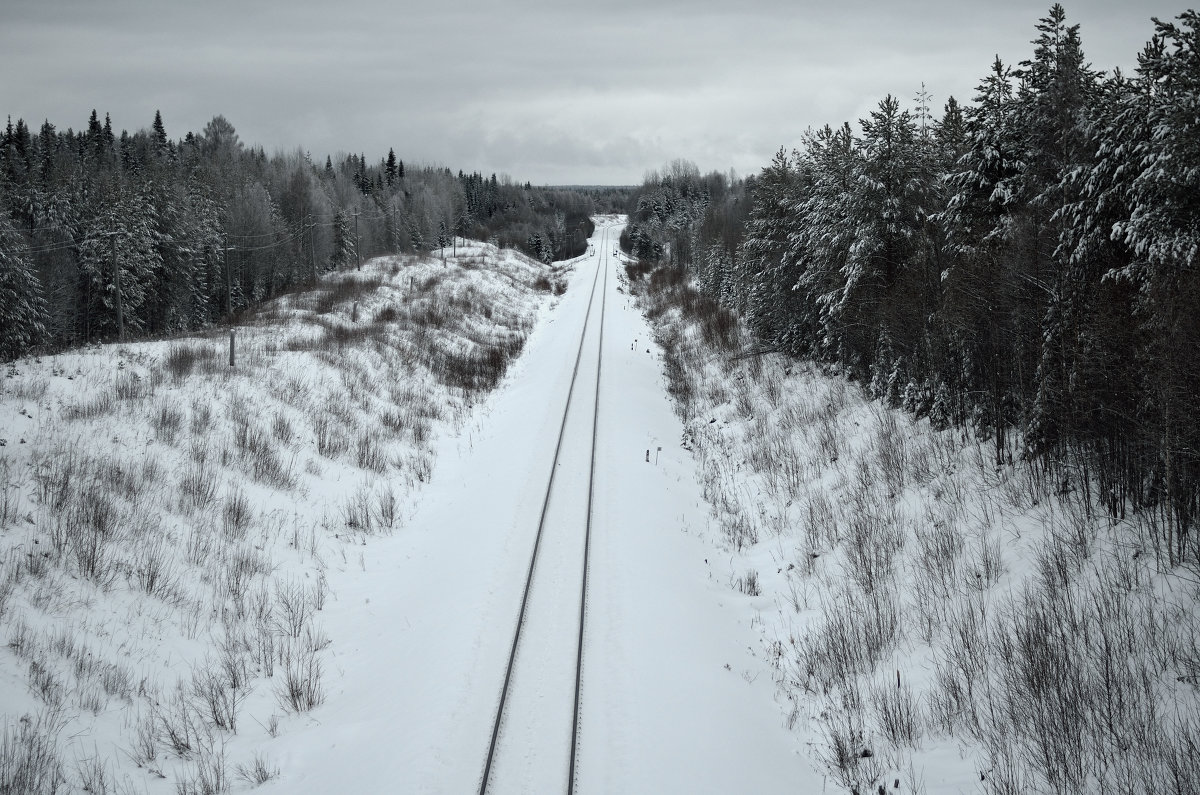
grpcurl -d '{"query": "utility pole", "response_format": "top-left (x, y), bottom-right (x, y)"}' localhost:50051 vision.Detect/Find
top-left (354, 210), bottom-right (361, 271)
top-left (111, 232), bottom-right (124, 342)
top-left (309, 214), bottom-right (317, 282)
top-left (224, 242), bottom-right (232, 317)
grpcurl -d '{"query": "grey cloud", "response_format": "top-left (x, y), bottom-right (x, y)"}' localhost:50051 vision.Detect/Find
top-left (1, 0), bottom-right (1185, 184)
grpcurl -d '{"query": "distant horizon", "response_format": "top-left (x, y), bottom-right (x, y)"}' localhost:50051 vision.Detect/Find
top-left (2, 104), bottom-right (647, 187)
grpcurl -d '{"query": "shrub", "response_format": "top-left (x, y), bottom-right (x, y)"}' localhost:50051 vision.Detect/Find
top-left (0, 710), bottom-right (66, 795)
top-left (624, 261), bottom-right (654, 282)
top-left (152, 397), bottom-right (186, 444)
top-left (277, 644), bottom-right (323, 713)
top-left (164, 343), bottom-right (218, 382)
top-left (235, 754), bottom-right (278, 786)
top-left (314, 276), bottom-right (382, 315)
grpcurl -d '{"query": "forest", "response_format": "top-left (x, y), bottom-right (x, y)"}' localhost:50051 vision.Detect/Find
top-left (622, 7), bottom-right (1200, 566)
top-left (0, 111), bottom-right (621, 360)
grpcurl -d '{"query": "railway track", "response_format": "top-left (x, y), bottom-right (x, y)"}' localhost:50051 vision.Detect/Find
top-left (477, 225), bottom-right (612, 795)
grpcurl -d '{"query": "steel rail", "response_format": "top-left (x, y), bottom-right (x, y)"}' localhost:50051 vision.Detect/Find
top-left (566, 222), bottom-right (608, 795)
top-left (478, 225), bottom-right (610, 795)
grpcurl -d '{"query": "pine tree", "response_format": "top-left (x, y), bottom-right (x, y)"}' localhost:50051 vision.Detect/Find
top-left (0, 213), bottom-right (49, 360)
top-left (943, 57), bottom-right (1021, 254)
top-left (934, 97), bottom-right (966, 169)
top-left (842, 93), bottom-right (926, 361)
top-left (1094, 11), bottom-right (1200, 550)
top-left (1107, 12), bottom-right (1200, 278)
top-left (792, 122), bottom-right (858, 363)
top-left (940, 57), bottom-right (1023, 456)
top-left (1015, 4), bottom-right (1101, 454)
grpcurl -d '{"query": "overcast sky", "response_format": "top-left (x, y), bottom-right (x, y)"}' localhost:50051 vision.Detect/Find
top-left (0, 0), bottom-right (1184, 185)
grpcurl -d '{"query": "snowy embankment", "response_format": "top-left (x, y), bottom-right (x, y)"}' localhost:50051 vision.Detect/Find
top-left (0, 241), bottom-right (565, 792)
top-left (628, 264), bottom-right (1200, 794)
top-left (251, 216), bottom-right (813, 793)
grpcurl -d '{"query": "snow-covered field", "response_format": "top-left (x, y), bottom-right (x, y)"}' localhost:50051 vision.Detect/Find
top-left (629, 265), bottom-right (1200, 793)
top-left (0, 238), bottom-right (565, 792)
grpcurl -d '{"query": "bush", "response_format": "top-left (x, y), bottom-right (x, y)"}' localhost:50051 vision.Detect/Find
top-left (164, 343), bottom-right (218, 382)
top-left (0, 710), bottom-right (67, 794)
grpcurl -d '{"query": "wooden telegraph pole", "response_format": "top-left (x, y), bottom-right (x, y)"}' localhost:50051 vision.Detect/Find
top-left (226, 237), bottom-right (237, 367)
top-left (224, 242), bottom-right (232, 317)
top-left (309, 213), bottom-right (317, 283)
top-left (111, 232), bottom-right (125, 342)
top-left (354, 210), bottom-right (361, 271)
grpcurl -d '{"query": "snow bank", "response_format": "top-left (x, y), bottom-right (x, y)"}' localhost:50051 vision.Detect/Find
top-left (628, 263), bottom-right (1200, 794)
top-left (0, 242), bottom-right (559, 792)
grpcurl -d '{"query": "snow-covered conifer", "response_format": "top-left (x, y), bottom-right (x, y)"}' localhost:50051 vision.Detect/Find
top-left (0, 213), bottom-right (49, 360)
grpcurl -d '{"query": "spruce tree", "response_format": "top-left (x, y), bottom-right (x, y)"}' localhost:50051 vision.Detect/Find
top-left (330, 209), bottom-right (355, 270)
top-left (407, 218), bottom-right (424, 252)
top-left (0, 213), bottom-right (49, 360)
top-left (152, 110), bottom-right (168, 158)
top-left (87, 109), bottom-right (106, 166)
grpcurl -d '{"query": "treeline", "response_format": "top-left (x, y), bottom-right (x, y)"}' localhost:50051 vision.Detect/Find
top-left (0, 110), bottom-right (613, 359)
top-left (624, 6), bottom-right (1200, 564)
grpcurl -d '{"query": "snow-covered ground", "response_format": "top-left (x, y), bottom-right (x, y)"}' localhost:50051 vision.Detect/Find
top-left (8, 214), bottom-right (1197, 795)
top-left (628, 264), bottom-right (1200, 793)
top-left (0, 218), bottom-right (819, 793)
top-left (255, 217), bottom-right (815, 793)
top-left (0, 237), bottom-right (561, 791)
